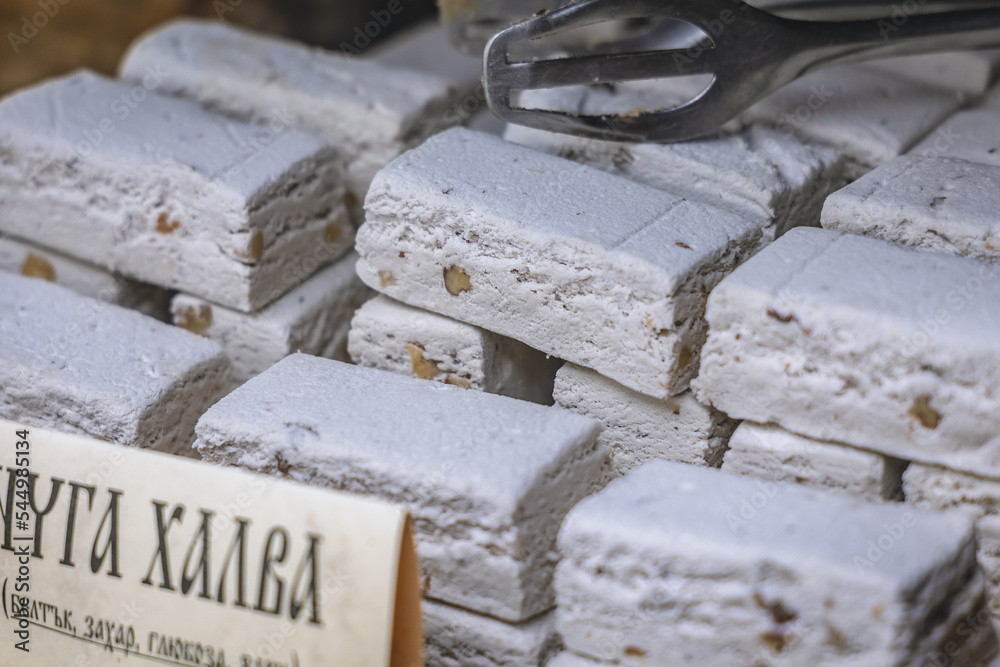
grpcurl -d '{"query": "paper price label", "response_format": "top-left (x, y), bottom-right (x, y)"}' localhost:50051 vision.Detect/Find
top-left (0, 420), bottom-right (423, 667)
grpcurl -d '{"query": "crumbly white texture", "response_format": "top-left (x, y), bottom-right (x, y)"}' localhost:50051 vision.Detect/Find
top-left (821, 156), bottom-right (1000, 264)
top-left (348, 295), bottom-right (561, 404)
top-left (867, 50), bottom-right (1000, 97)
top-left (552, 363), bottom-right (734, 475)
top-left (120, 19), bottom-right (464, 210)
top-left (723, 422), bottom-right (906, 502)
top-left (505, 106), bottom-right (843, 243)
top-left (903, 463), bottom-right (1000, 520)
top-left (744, 64), bottom-right (960, 178)
top-left (424, 600), bottom-right (561, 667)
top-left (556, 461), bottom-right (990, 667)
top-left (0, 272), bottom-right (232, 456)
top-left (0, 71), bottom-right (353, 313)
top-left (193, 354), bottom-right (606, 621)
top-left (979, 516), bottom-right (1000, 615)
top-left (909, 109), bottom-right (1000, 166)
top-left (356, 128), bottom-right (762, 399)
top-left (904, 467), bottom-right (1000, 616)
top-left (0, 235), bottom-right (171, 320)
top-left (694, 227), bottom-right (1000, 476)
top-left (171, 251), bottom-right (373, 382)
top-left (369, 21), bottom-right (483, 94)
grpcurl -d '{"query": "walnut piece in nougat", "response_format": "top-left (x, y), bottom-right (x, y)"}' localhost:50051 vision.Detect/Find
top-left (695, 227), bottom-right (1000, 476)
top-left (172, 251), bottom-right (373, 382)
top-left (356, 128), bottom-right (763, 399)
top-left (348, 295), bottom-right (562, 404)
top-left (556, 462), bottom-right (995, 667)
top-left (0, 71), bottom-right (353, 312)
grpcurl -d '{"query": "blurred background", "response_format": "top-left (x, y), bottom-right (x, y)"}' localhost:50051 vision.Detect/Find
top-left (0, 0), bottom-right (440, 96)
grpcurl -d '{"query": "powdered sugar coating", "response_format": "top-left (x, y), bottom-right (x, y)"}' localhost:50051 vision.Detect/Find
top-left (356, 128), bottom-right (762, 398)
top-left (194, 354), bottom-right (606, 621)
top-left (0, 71), bottom-right (353, 312)
top-left (556, 461), bottom-right (988, 666)
top-left (695, 227), bottom-right (1000, 475)
top-left (0, 272), bottom-right (231, 455)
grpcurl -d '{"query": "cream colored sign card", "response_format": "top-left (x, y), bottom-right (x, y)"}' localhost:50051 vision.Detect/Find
top-left (0, 420), bottom-right (423, 667)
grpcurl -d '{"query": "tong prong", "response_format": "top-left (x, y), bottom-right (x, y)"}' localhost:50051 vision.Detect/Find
top-left (487, 0), bottom-right (1000, 143)
top-left (501, 48), bottom-right (720, 91)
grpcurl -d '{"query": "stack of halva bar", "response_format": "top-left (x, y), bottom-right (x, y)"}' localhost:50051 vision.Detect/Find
top-left (0, 18), bottom-right (476, 385)
top-left (5, 11), bottom-right (1000, 664)
top-left (194, 353), bottom-right (602, 666)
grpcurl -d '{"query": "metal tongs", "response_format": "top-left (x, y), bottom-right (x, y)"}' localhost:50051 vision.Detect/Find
top-left (481, 0), bottom-right (1000, 142)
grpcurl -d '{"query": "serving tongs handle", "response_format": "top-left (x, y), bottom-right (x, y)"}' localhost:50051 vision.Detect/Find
top-left (787, 6), bottom-right (1000, 75)
top-left (484, 0), bottom-right (1000, 143)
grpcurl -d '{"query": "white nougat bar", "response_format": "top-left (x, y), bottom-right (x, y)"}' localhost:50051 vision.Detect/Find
top-left (723, 422), bottom-right (906, 502)
top-left (0, 71), bottom-right (353, 313)
top-left (821, 156), bottom-right (1000, 264)
top-left (867, 50), bottom-right (1000, 97)
top-left (194, 354), bottom-right (606, 621)
top-left (356, 128), bottom-right (763, 399)
top-left (904, 465), bottom-right (1000, 616)
top-left (424, 599), bottom-right (561, 667)
top-left (553, 363), bottom-right (735, 475)
top-left (172, 251), bottom-right (373, 382)
top-left (120, 19), bottom-right (464, 211)
top-left (694, 227), bottom-right (1000, 476)
top-left (506, 108), bottom-right (843, 242)
top-left (910, 109), bottom-right (1000, 165)
top-left (744, 64), bottom-right (960, 178)
top-left (980, 516), bottom-right (1000, 614)
top-left (0, 235), bottom-right (171, 320)
top-left (0, 272), bottom-right (231, 455)
top-left (348, 295), bottom-right (562, 404)
top-left (556, 461), bottom-right (995, 667)
top-left (904, 463), bottom-right (1000, 520)
top-left (369, 21), bottom-right (482, 96)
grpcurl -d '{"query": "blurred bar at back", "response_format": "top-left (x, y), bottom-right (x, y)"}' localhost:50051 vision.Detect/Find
top-left (0, 0), bottom-right (438, 97)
